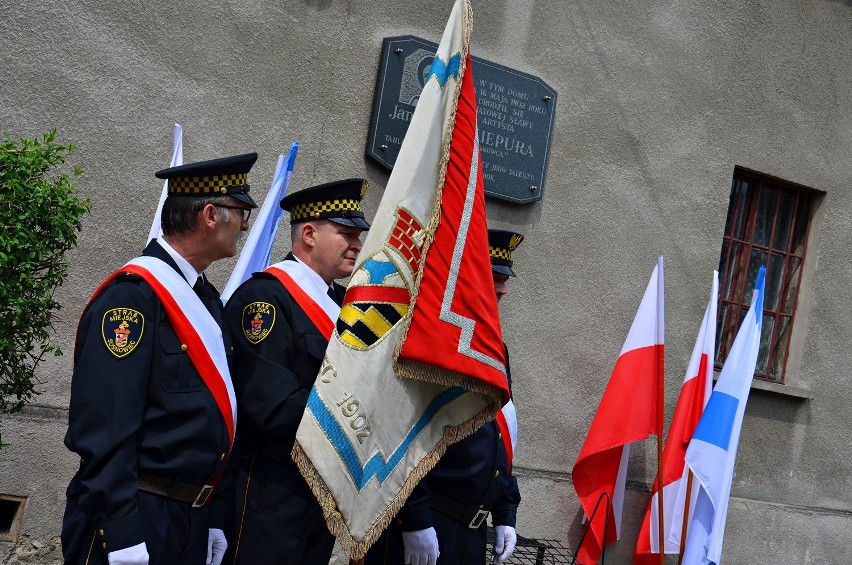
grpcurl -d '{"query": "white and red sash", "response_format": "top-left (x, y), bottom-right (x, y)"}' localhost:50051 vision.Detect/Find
top-left (496, 400), bottom-right (517, 471)
top-left (265, 260), bottom-right (339, 339)
top-left (89, 256), bottom-right (237, 447)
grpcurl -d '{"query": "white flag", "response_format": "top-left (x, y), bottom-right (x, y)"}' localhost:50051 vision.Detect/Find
top-left (148, 123), bottom-right (183, 243)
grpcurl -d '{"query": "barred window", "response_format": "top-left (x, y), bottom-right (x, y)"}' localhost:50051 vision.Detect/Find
top-left (717, 168), bottom-right (815, 383)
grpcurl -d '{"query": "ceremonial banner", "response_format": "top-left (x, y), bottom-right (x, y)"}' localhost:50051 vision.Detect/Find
top-left (681, 267), bottom-right (765, 565)
top-left (635, 272), bottom-right (718, 564)
top-left (148, 123), bottom-right (183, 243)
top-left (292, 0), bottom-right (508, 558)
top-left (221, 142), bottom-right (300, 303)
top-left (572, 257), bottom-right (665, 565)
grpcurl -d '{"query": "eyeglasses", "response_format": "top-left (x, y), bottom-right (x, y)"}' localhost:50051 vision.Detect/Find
top-left (215, 205), bottom-right (252, 223)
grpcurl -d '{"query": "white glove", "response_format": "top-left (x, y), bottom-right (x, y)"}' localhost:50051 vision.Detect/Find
top-left (108, 542), bottom-right (149, 565)
top-left (492, 525), bottom-right (517, 564)
top-left (402, 526), bottom-right (440, 565)
top-left (207, 528), bottom-right (228, 565)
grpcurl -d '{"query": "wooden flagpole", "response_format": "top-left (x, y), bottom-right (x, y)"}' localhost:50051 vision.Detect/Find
top-left (656, 258), bottom-right (666, 565)
top-left (677, 471), bottom-right (695, 565)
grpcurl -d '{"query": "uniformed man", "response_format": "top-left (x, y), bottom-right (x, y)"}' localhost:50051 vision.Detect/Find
top-left (62, 153), bottom-right (259, 565)
top-left (364, 228), bottom-right (524, 565)
top-left (221, 178), bottom-right (371, 564)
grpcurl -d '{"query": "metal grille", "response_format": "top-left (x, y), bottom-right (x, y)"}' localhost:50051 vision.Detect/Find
top-left (717, 168), bottom-right (814, 383)
top-left (486, 531), bottom-right (576, 564)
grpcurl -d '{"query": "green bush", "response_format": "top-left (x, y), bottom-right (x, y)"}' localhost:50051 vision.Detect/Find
top-left (0, 130), bottom-right (90, 429)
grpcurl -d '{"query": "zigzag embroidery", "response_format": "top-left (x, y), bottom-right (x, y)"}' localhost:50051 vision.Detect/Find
top-left (427, 52), bottom-right (462, 88)
top-left (307, 386), bottom-right (467, 490)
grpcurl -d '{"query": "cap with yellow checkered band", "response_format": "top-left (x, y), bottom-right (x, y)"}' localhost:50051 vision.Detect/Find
top-left (488, 228), bottom-right (524, 277)
top-left (155, 152), bottom-right (258, 208)
top-left (280, 178), bottom-right (371, 230)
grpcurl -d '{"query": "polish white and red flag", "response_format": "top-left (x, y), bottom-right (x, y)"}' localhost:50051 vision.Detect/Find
top-left (634, 272), bottom-right (718, 564)
top-left (572, 257), bottom-right (665, 565)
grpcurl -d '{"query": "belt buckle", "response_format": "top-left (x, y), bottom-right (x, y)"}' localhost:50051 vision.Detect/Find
top-left (192, 485), bottom-right (214, 508)
top-left (468, 509), bottom-right (489, 529)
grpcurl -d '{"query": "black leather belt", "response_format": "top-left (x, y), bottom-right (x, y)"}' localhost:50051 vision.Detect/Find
top-left (138, 472), bottom-right (213, 508)
top-left (428, 491), bottom-right (490, 529)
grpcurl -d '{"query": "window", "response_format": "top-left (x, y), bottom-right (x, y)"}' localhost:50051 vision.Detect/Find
top-left (717, 168), bottom-right (815, 383)
top-left (0, 494), bottom-right (26, 542)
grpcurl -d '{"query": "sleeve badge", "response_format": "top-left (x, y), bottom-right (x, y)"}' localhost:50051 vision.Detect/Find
top-left (101, 308), bottom-right (145, 358)
top-left (243, 302), bottom-right (275, 345)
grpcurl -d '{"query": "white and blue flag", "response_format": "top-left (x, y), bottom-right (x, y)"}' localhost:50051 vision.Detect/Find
top-left (220, 142), bottom-right (299, 303)
top-left (681, 266), bottom-right (765, 564)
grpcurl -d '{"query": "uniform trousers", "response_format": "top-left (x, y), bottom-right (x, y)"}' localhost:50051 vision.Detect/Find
top-left (223, 445), bottom-right (335, 565)
top-left (62, 485), bottom-right (208, 565)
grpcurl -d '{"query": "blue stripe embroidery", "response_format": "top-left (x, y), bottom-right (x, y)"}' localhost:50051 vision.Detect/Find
top-left (307, 386), bottom-right (467, 490)
top-left (692, 391), bottom-right (739, 450)
top-left (427, 52), bottom-right (461, 87)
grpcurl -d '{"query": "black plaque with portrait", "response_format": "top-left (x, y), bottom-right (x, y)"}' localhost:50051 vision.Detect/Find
top-left (366, 35), bottom-right (557, 204)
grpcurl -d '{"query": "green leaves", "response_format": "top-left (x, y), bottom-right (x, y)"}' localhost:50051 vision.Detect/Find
top-left (0, 130), bottom-right (90, 416)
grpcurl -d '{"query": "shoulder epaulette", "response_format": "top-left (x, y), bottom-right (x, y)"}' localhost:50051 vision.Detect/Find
top-left (115, 272), bottom-right (143, 282)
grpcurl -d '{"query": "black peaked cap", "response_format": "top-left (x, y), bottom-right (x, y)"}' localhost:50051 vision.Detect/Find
top-left (155, 152), bottom-right (259, 208)
top-left (280, 178), bottom-right (371, 230)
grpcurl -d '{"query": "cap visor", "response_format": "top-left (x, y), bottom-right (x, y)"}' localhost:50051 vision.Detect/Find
top-left (232, 193), bottom-right (258, 208)
top-left (491, 264), bottom-right (517, 277)
top-left (329, 217), bottom-right (371, 230)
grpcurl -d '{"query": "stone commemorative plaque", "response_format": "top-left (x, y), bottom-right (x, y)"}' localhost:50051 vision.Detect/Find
top-left (366, 35), bottom-right (557, 204)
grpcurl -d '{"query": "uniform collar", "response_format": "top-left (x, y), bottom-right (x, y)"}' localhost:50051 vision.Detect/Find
top-left (158, 237), bottom-right (204, 285)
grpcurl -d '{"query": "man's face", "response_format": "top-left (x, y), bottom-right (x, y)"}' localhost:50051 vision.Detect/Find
top-left (311, 220), bottom-right (364, 282)
top-left (212, 200), bottom-right (251, 259)
top-left (493, 272), bottom-right (510, 302)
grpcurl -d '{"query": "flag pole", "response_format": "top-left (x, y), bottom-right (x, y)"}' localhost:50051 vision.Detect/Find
top-left (655, 257), bottom-right (665, 565)
top-left (656, 432), bottom-right (665, 565)
top-left (572, 491), bottom-right (612, 565)
top-left (677, 471), bottom-right (694, 565)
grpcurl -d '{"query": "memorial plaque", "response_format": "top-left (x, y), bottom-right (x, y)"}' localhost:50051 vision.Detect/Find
top-left (366, 35), bottom-right (557, 204)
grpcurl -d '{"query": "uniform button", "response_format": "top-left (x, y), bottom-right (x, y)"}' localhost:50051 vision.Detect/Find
top-left (180, 344), bottom-right (188, 352)
top-left (494, 470), bottom-right (500, 477)
top-left (498, 432), bottom-right (502, 440)
top-left (102, 542), bottom-right (107, 550)
top-left (229, 346), bottom-right (234, 353)
top-left (99, 529), bottom-right (105, 536)
top-left (220, 452), bottom-right (226, 461)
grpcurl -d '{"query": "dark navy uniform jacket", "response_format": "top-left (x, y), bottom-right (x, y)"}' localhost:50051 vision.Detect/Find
top-left (223, 253), bottom-right (345, 460)
top-left (63, 240), bottom-right (232, 553)
top-left (397, 348), bottom-right (521, 531)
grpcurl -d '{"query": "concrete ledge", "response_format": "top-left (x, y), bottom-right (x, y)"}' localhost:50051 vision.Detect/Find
top-left (750, 378), bottom-right (814, 399)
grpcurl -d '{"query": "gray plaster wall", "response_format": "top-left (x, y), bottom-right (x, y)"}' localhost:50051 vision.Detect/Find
top-left (2, 0), bottom-right (851, 563)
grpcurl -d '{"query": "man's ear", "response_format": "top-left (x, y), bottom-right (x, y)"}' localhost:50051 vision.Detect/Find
top-left (199, 203), bottom-right (219, 229)
top-left (301, 222), bottom-right (318, 249)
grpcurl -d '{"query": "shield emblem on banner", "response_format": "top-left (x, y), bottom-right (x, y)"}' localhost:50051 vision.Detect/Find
top-left (337, 250), bottom-right (411, 350)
